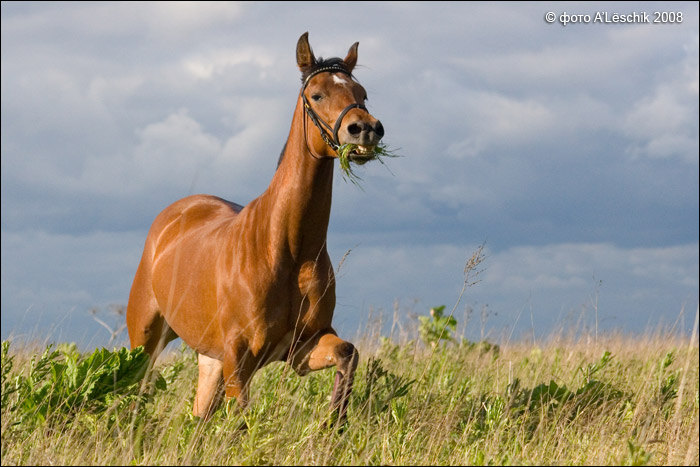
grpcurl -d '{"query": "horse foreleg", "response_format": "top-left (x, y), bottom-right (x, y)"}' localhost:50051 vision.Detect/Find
top-left (193, 353), bottom-right (224, 420)
top-left (292, 332), bottom-right (359, 425)
top-left (221, 340), bottom-right (257, 412)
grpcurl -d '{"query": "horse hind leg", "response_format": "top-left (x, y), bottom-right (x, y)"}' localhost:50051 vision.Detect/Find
top-left (126, 258), bottom-right (177, 356)
top-left (127, 309), bottom-right (177, 375)
top-left (126, 298), bottom-right (178, 412)
top-left (127, 295), bottom-right (177, 369)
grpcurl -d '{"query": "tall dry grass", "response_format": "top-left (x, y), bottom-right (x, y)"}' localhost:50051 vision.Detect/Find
top-left (2, 317), bottom-right (698, 465)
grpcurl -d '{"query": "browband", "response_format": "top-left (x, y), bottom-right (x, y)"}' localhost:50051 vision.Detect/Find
top-left (302, 65), bottom-right (352, 89)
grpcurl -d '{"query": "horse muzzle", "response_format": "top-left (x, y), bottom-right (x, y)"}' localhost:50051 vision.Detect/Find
top-left (340, 117), bottom-right (384, 148)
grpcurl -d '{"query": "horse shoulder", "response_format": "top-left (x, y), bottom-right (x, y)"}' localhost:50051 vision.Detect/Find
top-left (292, 253), bottom-right (336, 333)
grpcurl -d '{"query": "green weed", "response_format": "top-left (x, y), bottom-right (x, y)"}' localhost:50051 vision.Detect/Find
top-left (1, 326), bottom-right (697, 465)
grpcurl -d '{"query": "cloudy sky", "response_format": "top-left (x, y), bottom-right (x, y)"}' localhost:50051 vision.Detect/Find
top-left (2, 2), bottom-right (698, 348)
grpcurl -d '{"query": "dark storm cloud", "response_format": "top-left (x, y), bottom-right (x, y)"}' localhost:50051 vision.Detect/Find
top-left (2, 2), bottom-right (698, 344)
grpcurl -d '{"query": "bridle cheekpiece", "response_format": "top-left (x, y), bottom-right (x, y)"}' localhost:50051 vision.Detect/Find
top-left (300, 65), bottom-right (367, 156)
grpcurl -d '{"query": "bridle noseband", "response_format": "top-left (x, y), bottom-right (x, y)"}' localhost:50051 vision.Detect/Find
top-left (301, 65), bottom-right (367, 158)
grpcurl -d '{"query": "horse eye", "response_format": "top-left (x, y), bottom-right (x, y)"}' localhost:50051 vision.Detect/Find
top-left (312, 94), bottom-right (322, 101)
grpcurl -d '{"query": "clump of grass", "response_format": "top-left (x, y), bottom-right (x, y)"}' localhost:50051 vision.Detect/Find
top-left (337, 142), bottom-right (400, 186)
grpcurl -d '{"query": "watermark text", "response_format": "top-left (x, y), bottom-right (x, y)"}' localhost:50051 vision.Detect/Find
top-left (544, 10), bottom-right (683, 26)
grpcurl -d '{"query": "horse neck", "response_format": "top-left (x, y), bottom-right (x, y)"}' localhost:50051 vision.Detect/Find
top-left (262, 97), bottom-right (335, 261)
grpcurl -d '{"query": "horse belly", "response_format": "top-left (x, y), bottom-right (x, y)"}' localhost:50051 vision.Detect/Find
top-left (150, 232), bottom-right (290, 359)
top-left (151, 231), bottom-right (226, 356)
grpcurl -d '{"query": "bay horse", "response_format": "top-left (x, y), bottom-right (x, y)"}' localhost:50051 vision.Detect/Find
top-left (126, 32), bottom-right (384, 423)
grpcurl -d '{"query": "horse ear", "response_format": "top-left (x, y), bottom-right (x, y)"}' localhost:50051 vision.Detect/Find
top-left (344, 42), bottom-right (359, 72)
top-left (296, 32), bottom-right (316, 70)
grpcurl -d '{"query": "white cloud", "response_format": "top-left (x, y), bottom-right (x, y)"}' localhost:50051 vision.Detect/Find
top-left (133, 109), bottom-right (222, 185)
top-left (183, 47), bottom-right (278, 80)
top-left (337, 241), bottom-right (698, 304)
top-left (68, 109), bottom-right (222, 197)
top-left (485, 243), bottom-right (699, 293)
top-left (446, 91), bottom-right (555, 158)
top-left (0, 2), bottom-right (245, 46)
top-left (622, 35), bottom-right (699, 162)
top-left (141, 2), bottom-right (245, 35)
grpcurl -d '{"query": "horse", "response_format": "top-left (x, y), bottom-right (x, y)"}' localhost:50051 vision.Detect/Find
top-left (126, 32), bottom-right (384, 423)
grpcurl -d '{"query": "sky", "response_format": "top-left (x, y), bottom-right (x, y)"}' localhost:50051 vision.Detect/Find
top-left (1, 1), bottom-right (698, 349)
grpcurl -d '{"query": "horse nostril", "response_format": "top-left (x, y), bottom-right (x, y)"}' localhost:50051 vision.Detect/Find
top-left (374, 121), bottom-right (384, 138)
top-left (347, 123), bottom-right (362, 136)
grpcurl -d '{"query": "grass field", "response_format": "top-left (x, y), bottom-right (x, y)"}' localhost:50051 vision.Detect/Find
top-left (2, 312), bottom-right (698, 465)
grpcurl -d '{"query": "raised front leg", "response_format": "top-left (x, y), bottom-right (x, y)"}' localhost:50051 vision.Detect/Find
top-left (291, 332), bottom-right (359, 425)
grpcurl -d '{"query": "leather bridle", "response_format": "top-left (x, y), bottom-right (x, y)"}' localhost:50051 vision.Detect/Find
top-left (300, 65), bottom-right (367, 159)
